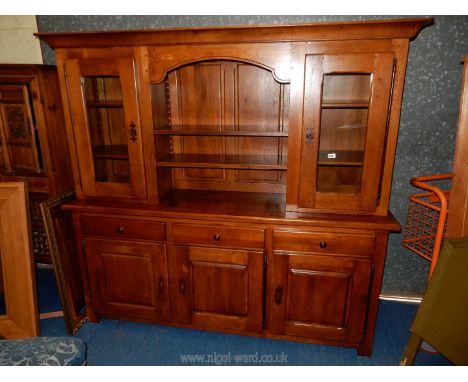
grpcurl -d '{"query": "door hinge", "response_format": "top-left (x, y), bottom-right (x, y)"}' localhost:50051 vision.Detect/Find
top-left (82, 239), bottom-right (87, 250)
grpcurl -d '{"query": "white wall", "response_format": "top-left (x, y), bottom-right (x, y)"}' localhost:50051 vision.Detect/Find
top-left (0, 16), bottom-right (43, 64)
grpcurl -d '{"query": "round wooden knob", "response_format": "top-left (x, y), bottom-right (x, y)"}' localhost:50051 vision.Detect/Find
top-left (213, 234), bottom-right (221, 241)
top-left (116, 226), bottom-right (126, 234)
top-left (319, 241), bottom-right (327, 248)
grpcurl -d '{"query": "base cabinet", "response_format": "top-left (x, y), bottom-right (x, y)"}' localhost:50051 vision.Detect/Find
top-left (84, 238), bottom-right (170, 322)
top-left (75, 212), bottom-right (391, 354)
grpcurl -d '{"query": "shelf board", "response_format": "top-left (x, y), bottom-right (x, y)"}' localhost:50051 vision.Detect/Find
top-left (318, 150), bottom-right (364, 166)
top-left (317, 184), bottom-right (361, 194)
top-left (93, 145), bottom-right (129, 160)
top-left (321, 100), bottom-right (369, 109)
top-left (86, 100), bottom-right (124, 108)
top-left (155, 125), bottom-right (288, 137)
top-left (157, 154), bottom-right (287, 170)
top-left (160, 189), bottom-right (286, 216)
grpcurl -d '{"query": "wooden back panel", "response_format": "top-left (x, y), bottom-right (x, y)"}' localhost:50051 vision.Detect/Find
top-left (152, 60), bottom-right (289, 195)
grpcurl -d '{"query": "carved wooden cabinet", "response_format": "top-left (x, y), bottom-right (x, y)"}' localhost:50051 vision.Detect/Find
top-left (37, 18), bottom-right (432, 355)
top-left (0, 65), bottom-right (74, 262)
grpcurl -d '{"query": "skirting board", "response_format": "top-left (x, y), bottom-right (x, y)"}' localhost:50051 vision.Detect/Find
top-left (379, 295), bottom-right (422, 304)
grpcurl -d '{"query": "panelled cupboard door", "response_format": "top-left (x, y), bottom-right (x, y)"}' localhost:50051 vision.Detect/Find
top-left (171, 246), bottom-right (264, 333)
top-left (269, 252), bottom-right (372, 343)
top-left (63, 57), bottom-right (146, 200)
top-left (84, 238), bottom-right (170, 321)
top-left (0, 84), bottom-right (42, 174)
top-left (299, 53), bottom-right (394, 212)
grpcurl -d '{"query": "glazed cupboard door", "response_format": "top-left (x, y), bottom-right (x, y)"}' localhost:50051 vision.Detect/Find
top-left (84, 238), bottom-right (170, 322)
top-left (63, 57), bottom-right (146, 200)
top-left (170, 246), bottom-right (264, 333)
top-left (299, 53), bottom-right (394, 213)
top-left (269, 252), bottom-right (372, 343)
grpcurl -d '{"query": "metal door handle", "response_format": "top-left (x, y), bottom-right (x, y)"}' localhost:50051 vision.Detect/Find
top-left (129, 121), bottom-right (137, 142)
top-left (274, 286), bottom-right (283, 305)
top-left (305, 128), bottom-right (314, 146)
top-left (179, 278), bottom-right (186, 296)
top-left (158, 276), bottom-right (165, 294)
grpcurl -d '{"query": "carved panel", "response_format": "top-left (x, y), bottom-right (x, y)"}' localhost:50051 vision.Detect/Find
top-left (5, 105), bottom-right (32, 146)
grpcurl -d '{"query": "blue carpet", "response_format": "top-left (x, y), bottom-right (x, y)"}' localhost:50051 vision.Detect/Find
top-left (36, 268), bottom-right (62, 313)
top-left (37, 269), bottom-right (452, 366)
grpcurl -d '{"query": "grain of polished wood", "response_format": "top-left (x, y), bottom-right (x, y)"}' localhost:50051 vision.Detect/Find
top-left (0, 182), bottom-right (39, 339)
top-left (447, 57), bottom-right (468, 237)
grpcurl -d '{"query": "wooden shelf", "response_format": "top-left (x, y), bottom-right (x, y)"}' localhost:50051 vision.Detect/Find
top-left (321, 100), bottom-right (369, 109)
top-left (157, 154), bottom-right (287, 170)
top-left (155, 126), bottom-right (288, 137)
top-left (86, 100), bottom-right (124, 108)
top-left (160, 189), bottom-right (286, 216)
top-left (93, 145), bottom-right (129, 160)
top-left (318, 150), bottom-right (364, 166)
top-left (317, 183), bottom-right (361, 194)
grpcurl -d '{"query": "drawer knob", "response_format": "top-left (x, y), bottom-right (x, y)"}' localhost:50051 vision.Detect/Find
top-left (319, 241), bottom-right (327, 248)
top-left (116, 226), bottom-right (126, 234)
top-left (212, 234), bottom-right (221, 241)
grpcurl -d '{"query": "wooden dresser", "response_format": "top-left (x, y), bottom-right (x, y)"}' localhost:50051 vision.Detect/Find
top-left (0, 65), bottom-right (74, 263)
top-left (37, 18), bottom-right (432, 355)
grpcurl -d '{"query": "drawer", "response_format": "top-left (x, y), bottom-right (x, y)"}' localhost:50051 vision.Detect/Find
top-left (81, 216), bottom-right (166, 242)
top-left (172, 223), bottom-right (265, 249)
top-left (273, 230), bottom-right (374, 257)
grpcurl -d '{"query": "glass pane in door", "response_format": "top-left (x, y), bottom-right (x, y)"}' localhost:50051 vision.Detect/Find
top-left (83, 76), bottom-right (130, 183)
top-left (318, 74), bottom-right (371, 193)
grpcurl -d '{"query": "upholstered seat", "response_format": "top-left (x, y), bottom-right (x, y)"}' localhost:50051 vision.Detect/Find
top-left (0, 337), bottom-right (87, 366)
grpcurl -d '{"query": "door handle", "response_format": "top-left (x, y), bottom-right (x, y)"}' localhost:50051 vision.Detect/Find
top-left (129, 121), bottom-right (137, 142)
top-left (158, 275), bottom-right (165, 294)
top-left (179, 278), bottom-right (186, 296)
top-left (305, 127), bottom-right (314, 146)
top-left (274, 286), bottom-right (283, 305)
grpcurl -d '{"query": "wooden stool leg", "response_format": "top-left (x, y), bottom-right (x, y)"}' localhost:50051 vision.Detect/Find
top-left (400, 333), bottom-right (423, 365)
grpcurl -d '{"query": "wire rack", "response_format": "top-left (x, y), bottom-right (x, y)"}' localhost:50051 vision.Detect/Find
top-left (402, 173), bottom-right (453, 278)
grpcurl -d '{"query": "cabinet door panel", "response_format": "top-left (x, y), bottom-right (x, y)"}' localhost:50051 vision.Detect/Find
top-left (299, 53), bottom-right (394, 213)
top-left (270, 252), bottom-right (372, 343)
top-left (85, 238), bottom-right (169, 321)
top-left (64, 56), bottom-right (146, 200)
top-left (0, 84), bottom-right (42, 174)
top-left (171, 245), bottom-right (263, 332)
